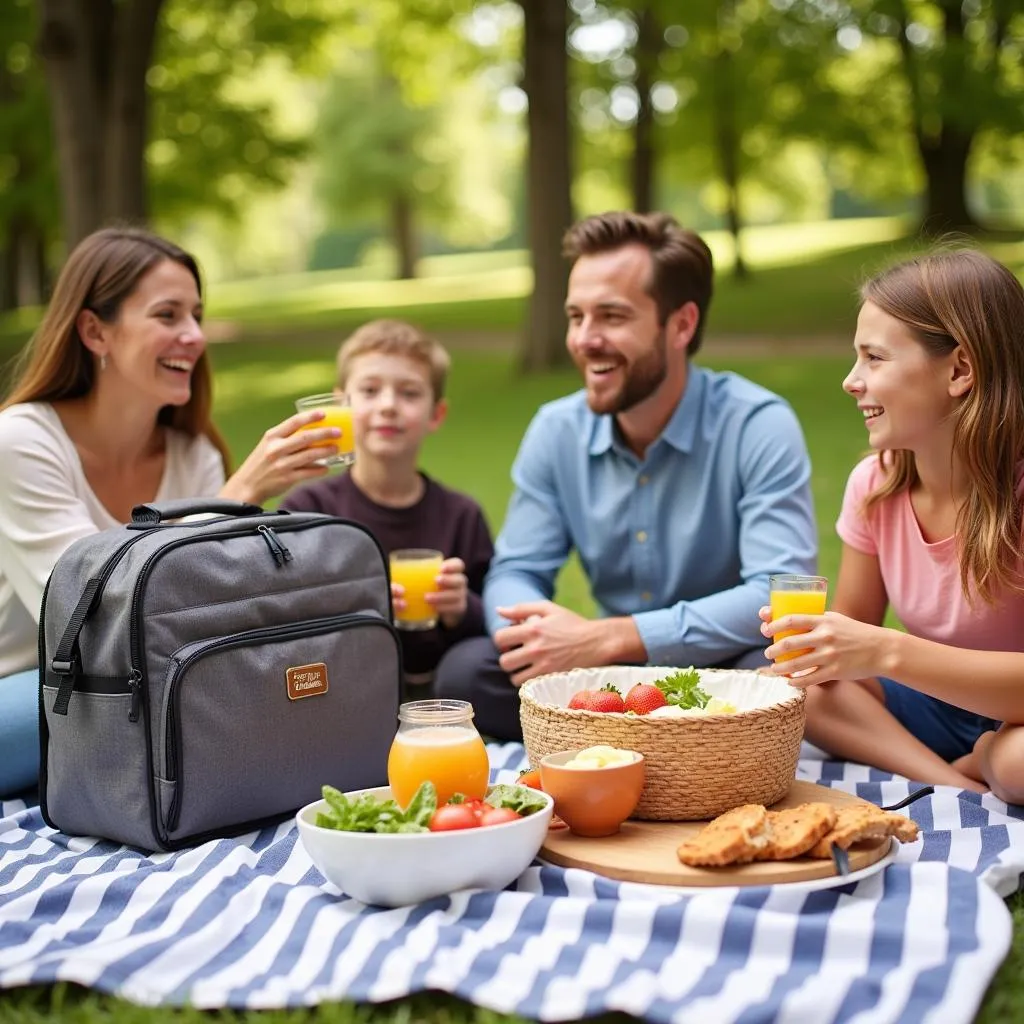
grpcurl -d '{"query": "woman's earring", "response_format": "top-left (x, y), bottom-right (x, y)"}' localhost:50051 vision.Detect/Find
top-left (99, 354), bottom-right (107, 372)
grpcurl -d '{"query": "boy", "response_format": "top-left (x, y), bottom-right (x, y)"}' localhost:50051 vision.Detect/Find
top-left (281, 320), bottom-right (494, 692)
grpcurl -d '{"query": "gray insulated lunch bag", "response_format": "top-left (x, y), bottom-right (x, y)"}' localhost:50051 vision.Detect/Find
top-left (38, 498), bottom-right (401, 851)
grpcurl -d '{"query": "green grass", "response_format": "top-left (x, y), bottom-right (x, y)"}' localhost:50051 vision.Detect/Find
top-left (4, 217), bottom-right (1020, 353)
top-left (3, 225), bottom-right (1024, 1021)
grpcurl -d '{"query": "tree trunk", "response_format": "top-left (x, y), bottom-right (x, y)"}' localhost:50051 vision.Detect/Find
top-left (631, 5), bottom-right (659, 214)
top-left (391, 193), bottom-right (418, 280)
top-left (0, 233), bottom-right (17, 314)
top-left (104, 0), bottom-right (163, 222)
top-left (919, 132), bottom-right (975, 232)
top-left (17, 222), bottom-right (48, 307)
top-left (897, 0), bottom-right (978, 233)
top-left (518, 0), bottom-right (573, 372)
top-left (710, 33), bottom-right (747, 279)
top-left (37, 0), bottom-right (164, 248)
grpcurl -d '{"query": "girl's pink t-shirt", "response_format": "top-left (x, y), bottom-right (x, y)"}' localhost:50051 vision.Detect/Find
top-left (836, 455), bottom-right (1024, 653)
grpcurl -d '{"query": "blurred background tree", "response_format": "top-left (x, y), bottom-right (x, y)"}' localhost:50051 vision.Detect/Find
top-left (1, 0), bottom-right (1021, 360)
top-left (0, 0), bottom-right (57, 310)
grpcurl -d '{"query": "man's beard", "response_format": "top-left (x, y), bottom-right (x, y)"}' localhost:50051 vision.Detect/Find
top-left (583, 329), bottom-right (668, 416)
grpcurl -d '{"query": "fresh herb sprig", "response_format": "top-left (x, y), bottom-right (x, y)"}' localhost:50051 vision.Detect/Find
top-left (651, 667), bottom-right (711, 709)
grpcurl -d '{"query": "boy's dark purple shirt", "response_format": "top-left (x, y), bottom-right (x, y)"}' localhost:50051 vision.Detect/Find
top-left (280, 473), bottom-right (494, 677)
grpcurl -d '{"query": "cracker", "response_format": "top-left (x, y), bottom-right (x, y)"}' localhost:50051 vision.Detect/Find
top-left (754, 803), bottom-right (838, 861)
top-left (884, 811), bottom-right (920, 844)
top-left (677, 804), bottom-right (772, 867)
top-left (807, 803), bottom-right (918, 858)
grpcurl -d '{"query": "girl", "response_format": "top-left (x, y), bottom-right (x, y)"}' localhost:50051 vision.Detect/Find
top-left (762, 248), bottom-right (1024, 803)
top-left (0, 227), bottom-right (341, 796)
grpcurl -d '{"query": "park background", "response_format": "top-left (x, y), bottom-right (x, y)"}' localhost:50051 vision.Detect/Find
top-left (1, 0), bottom-right (1023, 1021)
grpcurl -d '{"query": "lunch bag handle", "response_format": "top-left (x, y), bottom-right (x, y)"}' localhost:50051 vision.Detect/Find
top-left (131, 499), bottom-right (265, 524)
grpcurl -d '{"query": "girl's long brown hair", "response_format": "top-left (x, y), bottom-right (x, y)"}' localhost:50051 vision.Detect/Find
top-left (862, 249), bottom-right (1024, 603)
top-left (1, 226), bottom-right (231, 472)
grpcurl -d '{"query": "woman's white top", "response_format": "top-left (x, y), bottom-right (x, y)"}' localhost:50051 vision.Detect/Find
top-left (0, 402), bottom-right (226, 677)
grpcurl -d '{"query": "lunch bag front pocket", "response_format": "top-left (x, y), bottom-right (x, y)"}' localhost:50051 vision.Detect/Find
top-left (158, 613), bottom-right (400, 847)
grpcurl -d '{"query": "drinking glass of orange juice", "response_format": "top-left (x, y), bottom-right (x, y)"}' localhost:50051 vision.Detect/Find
top-left (294, 392), bottom-right (355, 467)
top-left (390, 548), bottom-right (443, 630)
top-left (769, 574), bottom-right (828, 662)
top-left (387, 699), bottom-right (490, 808)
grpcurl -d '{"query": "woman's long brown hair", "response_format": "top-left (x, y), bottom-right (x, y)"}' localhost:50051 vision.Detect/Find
top-left (862, 249), bottom-right (1024, 603)
top-left (1, 226), bottom-right (231, 472)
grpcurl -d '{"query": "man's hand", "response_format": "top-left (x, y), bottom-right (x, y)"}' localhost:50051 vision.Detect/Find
top-left (494, 601), bottom-right (642, 687)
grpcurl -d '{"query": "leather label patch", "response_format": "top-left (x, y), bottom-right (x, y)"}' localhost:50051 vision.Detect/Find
top-left (286, 662), bottom-right (328, 701)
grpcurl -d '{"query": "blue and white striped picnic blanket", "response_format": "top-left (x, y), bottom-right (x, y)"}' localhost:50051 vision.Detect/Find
top-left (1, 743), bottom-right (1020, 1023)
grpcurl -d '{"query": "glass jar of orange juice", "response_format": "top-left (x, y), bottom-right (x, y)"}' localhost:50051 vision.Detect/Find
top-left (387, 699), bottom-right (490, 808)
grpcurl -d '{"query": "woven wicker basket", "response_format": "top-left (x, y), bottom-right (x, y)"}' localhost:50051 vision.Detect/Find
top-left (520, 666), bottom-right (805, 821)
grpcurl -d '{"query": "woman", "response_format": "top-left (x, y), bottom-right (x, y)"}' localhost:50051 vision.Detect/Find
top-left (762, 248), bottom-right (1024, 803)
top-left (0, 227), bottom-right (341, 796)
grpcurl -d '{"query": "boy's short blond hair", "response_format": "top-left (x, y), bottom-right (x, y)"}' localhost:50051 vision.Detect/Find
top-left (336, 319), bottom-right (451, 401)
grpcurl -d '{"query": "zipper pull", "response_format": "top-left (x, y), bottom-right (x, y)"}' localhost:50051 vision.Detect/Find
top-left (257, 524), bottom-right (291, 566)
top-left (128, 668), bottom-right (142, 722)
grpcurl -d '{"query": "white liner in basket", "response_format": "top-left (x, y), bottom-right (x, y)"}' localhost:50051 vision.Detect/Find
top-left (524, 665), bottom-right (799, 713)
top-left (519, 666), bottom-right (805, 821)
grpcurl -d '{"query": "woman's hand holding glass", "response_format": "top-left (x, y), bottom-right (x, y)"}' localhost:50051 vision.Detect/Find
top-left (220, 409), bottom-right (341, 506)
top-left (761, 607), bottom-right (893, 687)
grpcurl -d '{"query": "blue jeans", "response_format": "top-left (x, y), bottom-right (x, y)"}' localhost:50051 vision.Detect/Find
top-left (0, 668), bottom-right (39, 797)
top-left (880, 676), bottom-right (1001, 763)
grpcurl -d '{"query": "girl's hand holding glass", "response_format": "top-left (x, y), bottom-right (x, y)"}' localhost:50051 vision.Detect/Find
top-left (761, 607), bottom-right (894, 687)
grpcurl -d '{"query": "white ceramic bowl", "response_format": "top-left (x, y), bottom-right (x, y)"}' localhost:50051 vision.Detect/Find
top-left (296, 784), bottom-right (554, 907)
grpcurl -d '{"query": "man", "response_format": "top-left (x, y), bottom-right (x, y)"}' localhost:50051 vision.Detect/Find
top-left (434, 211), bottom-right (817, 739)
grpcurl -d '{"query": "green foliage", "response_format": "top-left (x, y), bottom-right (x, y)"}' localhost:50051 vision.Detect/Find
top-left (314, 63), bottom-right (453, 226)
top-left (0, 0), bottom-right (58, 241)
top-left (147, 0), bottom-right (335, 224)
top-left (310, 1), bottom-right (522, 265)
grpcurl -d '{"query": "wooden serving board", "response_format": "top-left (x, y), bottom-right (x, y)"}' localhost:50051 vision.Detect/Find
top-left (540, 780), bottom-right (892, 888)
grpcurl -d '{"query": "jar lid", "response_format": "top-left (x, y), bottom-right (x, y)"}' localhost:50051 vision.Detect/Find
top-left (398, 698), bottom-right (475, 725)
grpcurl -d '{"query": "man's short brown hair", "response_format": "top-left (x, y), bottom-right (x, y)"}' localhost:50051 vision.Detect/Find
top-left (336, 319), bottom-right (451, 400)
top-left (562, 211), bottom-right (714, 355)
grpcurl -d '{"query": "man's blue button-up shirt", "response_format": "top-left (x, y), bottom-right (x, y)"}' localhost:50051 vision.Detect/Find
top-left (483, 365), bottom-right (818, 666)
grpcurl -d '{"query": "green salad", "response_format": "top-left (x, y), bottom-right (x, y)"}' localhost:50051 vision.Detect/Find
top-left (315, 781), bottom-right (548, 834)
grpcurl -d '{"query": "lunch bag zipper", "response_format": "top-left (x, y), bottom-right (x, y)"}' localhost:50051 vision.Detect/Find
top-left (163, 612), bottom-right (396, 834)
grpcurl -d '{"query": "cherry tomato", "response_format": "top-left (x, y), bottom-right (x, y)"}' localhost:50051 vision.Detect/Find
top-left (478, 807), bottom-right (521, 827)
top-left (460, 798), bottom-right (488, 819)
top-left (428, 804), bottom-right (480, 831)
top-left (517, 769), bottom-right (543, 791)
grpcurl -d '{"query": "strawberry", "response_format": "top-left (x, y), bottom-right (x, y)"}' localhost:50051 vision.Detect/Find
top-left (589, 684), bottom-right (625, 713)
top-left (623, 682), bottom-right (668, 715)
top-left (567, 684), bottom-right (624, 713)
top-left (567, 689), bottom-right (595, 710)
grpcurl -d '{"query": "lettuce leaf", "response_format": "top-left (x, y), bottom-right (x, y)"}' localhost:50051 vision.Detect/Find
top-left (315, 781), bottom-right (436, 833)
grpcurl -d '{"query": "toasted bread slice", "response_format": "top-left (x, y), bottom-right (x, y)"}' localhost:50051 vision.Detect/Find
top-left (754, 803), bottom-right (838, 861)
top-left (807, 803), bottom-right (918, 858)
top-left (677, 804), bottom-right (772, 867)
top-left (883, 811), bottom-right (920, 844)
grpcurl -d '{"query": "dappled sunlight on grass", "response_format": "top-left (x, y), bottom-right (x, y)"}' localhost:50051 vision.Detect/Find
top-left (213, 359), bottom-right (332, 408)
top-left (207, 218), bottom-right (912, 326)
top-left (210, 267), bottom-right (531, 321)
top-left (708, 216), bottom-right (912, 270)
